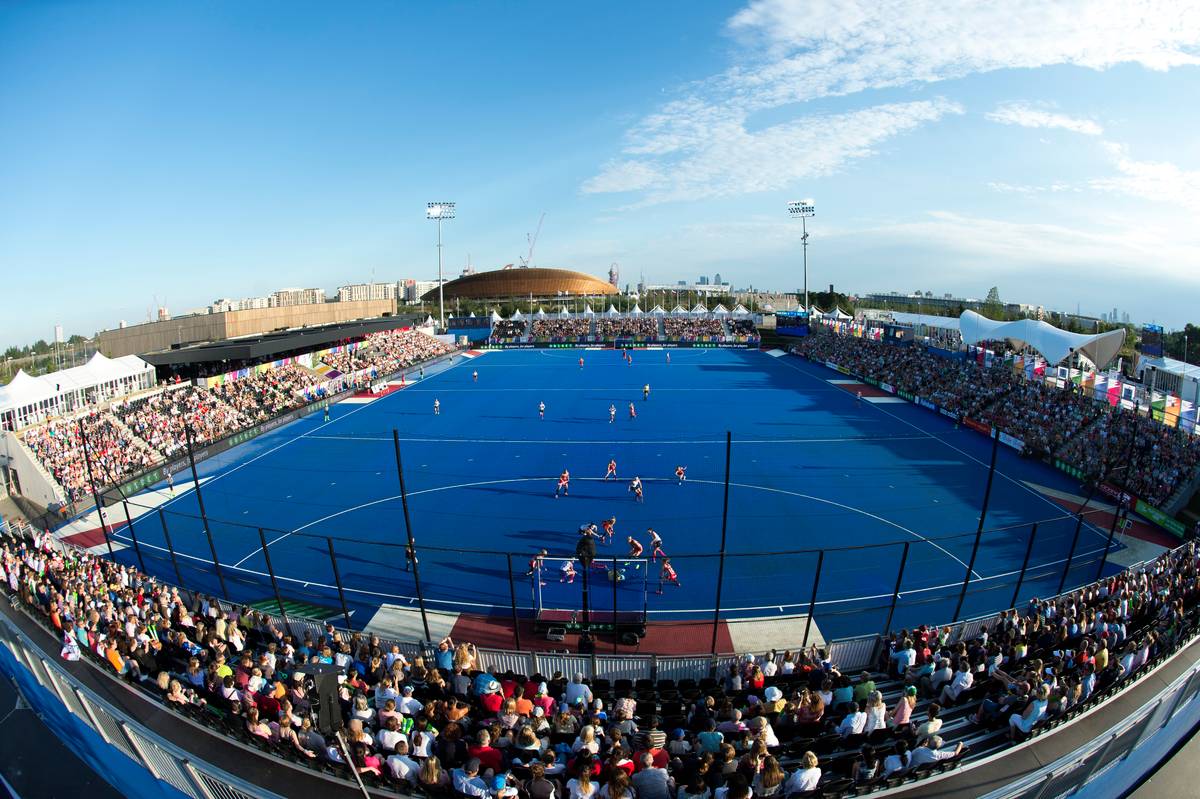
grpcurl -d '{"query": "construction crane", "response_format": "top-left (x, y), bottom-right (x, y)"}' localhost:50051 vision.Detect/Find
top-left (518, 212), bottom-right (546, 268)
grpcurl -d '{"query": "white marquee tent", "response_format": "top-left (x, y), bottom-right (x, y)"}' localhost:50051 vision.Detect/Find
top-left (959, 310), bottom-right (1126, 367)
top-left (0, 352), bottom-right (156, 431)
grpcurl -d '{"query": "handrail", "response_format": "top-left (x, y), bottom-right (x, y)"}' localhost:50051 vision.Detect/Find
top-left (0, 610), bottom-right (284, 799)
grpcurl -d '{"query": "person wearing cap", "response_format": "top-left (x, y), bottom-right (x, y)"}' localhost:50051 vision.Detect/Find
top-left (532, 682), bottom-right (555, 717)
top-left (399, 684), bottom-right (424, 715)
top-left (762, 686), bottom-right (786, 714)
top-left (453, 757), bottom-right (493, 797)
top-left (564, 672), bottom-right (593, 707)
top-left (480, 679), bottom-right (505, 714)
top-left (890, 685), bottom-right (918, 729)
top-left (908, 735), bottom-right (963, 768)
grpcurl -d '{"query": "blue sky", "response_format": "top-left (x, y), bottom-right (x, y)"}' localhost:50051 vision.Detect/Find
top-left (2, 1), bottom-right (1199, 347)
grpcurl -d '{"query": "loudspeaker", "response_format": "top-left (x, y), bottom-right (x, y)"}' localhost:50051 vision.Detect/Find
top-left (620, 632), bottom-right (639, 646)
top-left (299, 663), bottom-right (344, 735)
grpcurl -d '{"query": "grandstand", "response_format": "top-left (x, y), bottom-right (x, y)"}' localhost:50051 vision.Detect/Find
top-left (3, 310), bottom-right (1200, 799)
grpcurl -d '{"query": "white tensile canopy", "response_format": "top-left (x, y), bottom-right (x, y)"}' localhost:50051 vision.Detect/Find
top-left (712, 304), bottom-right (729, 315)
top-left (959, 310), bottom-right (1126, 367)
top-left (558, 306), bottom-right (570, 317)
top-left (606, 304), bottom-right (619, 316)
top-left (511, 310), bottom-right (524, 320)
top-left (535, 307), bottom-right (547, 318)
top-left (583, 304), bottom-right (594, 315)
top-left (630, 304), bottom-right (643, 315)
top-left (690, 303), bottom-right (707, 314)
top-left (671, 304), bottom-right (687, 314)
top-left (732, 304), bottom-right (749, 315)
top-left (650, 305), bottom-right (666, 315)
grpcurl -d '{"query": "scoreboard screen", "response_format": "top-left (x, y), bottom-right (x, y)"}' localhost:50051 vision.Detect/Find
top-left (448, 316), bottom-right (493, 330)
top-left (1142, 324), bottom-right (1163, 357)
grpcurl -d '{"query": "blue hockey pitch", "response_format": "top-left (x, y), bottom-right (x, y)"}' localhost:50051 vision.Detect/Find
top-left (116, 347), bottom-right (1120, 642)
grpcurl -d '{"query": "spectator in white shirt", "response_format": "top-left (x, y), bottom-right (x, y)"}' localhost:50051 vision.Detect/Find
top-left (907, 736), bottom-right (963, 768)
top-left (882, 741), bottom-right (911, 776)
top-left (784, 751), bottom-right (822, 793)
top-left (836, 700), bottom-right (868, 738)
top-left (939, 662), bottom-right (974, 705)
top-left (398, 684), bottom-right (424, 715)
top-left (387, 739), bottom-right (420, 783)
top-left (377, 715), bottom-right (407, 753)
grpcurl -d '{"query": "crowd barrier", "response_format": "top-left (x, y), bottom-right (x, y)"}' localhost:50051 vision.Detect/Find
top-left (0, 608), bottom-right (278, 799)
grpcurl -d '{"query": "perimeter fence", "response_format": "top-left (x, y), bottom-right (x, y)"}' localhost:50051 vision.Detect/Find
top-left (90, 489), bottom-right (1133, 655)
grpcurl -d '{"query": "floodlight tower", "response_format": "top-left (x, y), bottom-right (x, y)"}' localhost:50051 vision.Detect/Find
top-left (787, 199), bottom-right (815, 313)
top-left (426, 202), bottom-right (455, 329)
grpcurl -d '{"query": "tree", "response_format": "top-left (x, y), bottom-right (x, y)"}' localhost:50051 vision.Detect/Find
top-left (986, 286), bottom-right (1000, 304)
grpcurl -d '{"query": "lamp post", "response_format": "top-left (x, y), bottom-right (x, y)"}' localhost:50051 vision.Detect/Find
top-left (788, 199), bottom-right (815, 314)
top-left (426, 202), bottom-right (455, 330)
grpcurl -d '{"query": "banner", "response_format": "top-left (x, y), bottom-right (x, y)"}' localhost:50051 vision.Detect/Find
top-left (963, 418), bottom-right (991, 435)
top-left (880, 382), bottom-right (895, 394)
top-left (940, 408), bottom-right (960, 421)
top-left (1135, 499), bottom-right (1187, 538)
top-left (917, 397), bottom-right (936, 411)
top-left (997, 431), bottom-right (1025, 452)
top-left (1097, 482), bottom-right (1137, 510)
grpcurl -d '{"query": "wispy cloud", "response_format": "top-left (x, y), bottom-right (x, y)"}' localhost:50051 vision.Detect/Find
top-left (585, 0), bottom-right (1200, 206)
top-left (1089, 142), bottom-right (1200, 212)
top-left (985, 103), bottom-right (1104, 136)
top-left (584, 99), bottom-right (962, 204)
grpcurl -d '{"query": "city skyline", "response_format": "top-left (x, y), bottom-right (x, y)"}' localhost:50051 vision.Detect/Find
top-left (3, 1), bottom-right (1199, 348)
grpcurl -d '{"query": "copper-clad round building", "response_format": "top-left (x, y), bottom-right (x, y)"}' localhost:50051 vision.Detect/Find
top-left (423, 267), bottom-right (618, 301)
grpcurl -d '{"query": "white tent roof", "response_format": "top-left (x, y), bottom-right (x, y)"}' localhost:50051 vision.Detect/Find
top-left (511, 310), bottom-right (524, 320)
top-left (732, 304), bottom-right (749, 315)
top-left (650, 305), bottom-right (666, 315)
top-left (690, 303), bottom-right (707, 314)
top-left (1137, 354), bottom-right (1200, 383)
top-left (468, 311), bottom-right (476, 318)
top-left (712, 304), bottom-right (729, 315)
top-left (603, 304), bottom-right (617, 316)
top-left (422, 315), bottom-right (436, 326)
top-left (959, 310), bottom-right (1126, 367)
top-left (879, 311), bottom-right (961, 331)
top-left (535, 307), bottom-right (547, 318)
top-left (671, 304), bottom-right (687, 314)
top-left (559, 306), bottom-right (570, 317)
top-left (583, 304), bottom-right (594, 315)
top-left (809, 305), bottom-right (823, 317)
top-left (630, 304), bottom-right (643, 315)
top-left (0, 370), bottom-right (56, 409)
top-left (490, 309), bottom-right (502, 321)
top-left (1, 353), bottom-right (156, 413)
top-left (833, 307), bottom-right (852, 321)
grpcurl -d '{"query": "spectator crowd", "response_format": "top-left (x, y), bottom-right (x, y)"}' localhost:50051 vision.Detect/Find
top-left (794, 330), bottom-right (1200, 506)
top-left (20, 330), bottom-right (451, 504)
top-left (531, 319), bottom-right (592, 342)
top-left (663, 318), bottom-right (725, 342)
top-left (596, 317), bottom-right (660, 342)
top-left (3, 517), bottom-right (1196, 798)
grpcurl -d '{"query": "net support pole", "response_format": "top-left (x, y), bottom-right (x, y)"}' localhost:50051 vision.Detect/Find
top-left (326, 537), bottom-right (353, 631)
top-left (612, 555), bottom-right (619, 654)
top-left (157, 508), bottom-right (185, 588)
top-left (802, 550), bottom-right (824, 648)
top-left (1095, 503), bottom-right (1126, 582)
top-left (257, 527), bottom-right (292, 638)
top-left (1011, 523), bottom-right (1039, 610)
top-left (506, 554), bottom-right (522, 651)
top-left (76, 418), bottom-right (115, 560)
top-left (184, 424), bottom-right (228, 598)
top-left (883, 542), bottom-right (910, 635)
top-left (710, 431), bottom-right (732, 657)
top-left (392, 429), bottom-right (431, 642)
top-left (953, 427), bottom-right (999, 622)
top-left (119, 499), bottom-right (147, 574)
top-left (1058, 510), bottom-right (1087, 597)
top-left (581, 554), bottom-right (591, 634)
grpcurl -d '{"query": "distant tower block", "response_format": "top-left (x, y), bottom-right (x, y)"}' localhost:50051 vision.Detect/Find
top-left (609, 263), bottom-right (620, 288)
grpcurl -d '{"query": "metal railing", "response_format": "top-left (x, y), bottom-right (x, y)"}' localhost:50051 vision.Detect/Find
top-left (0, 610), bottom-right (282, 799)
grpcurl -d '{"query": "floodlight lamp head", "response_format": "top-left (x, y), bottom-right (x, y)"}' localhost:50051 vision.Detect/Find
top-left (787, 200), bottom-right (815, 217)
top-left (426, 202), bottom-right (456, 220)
